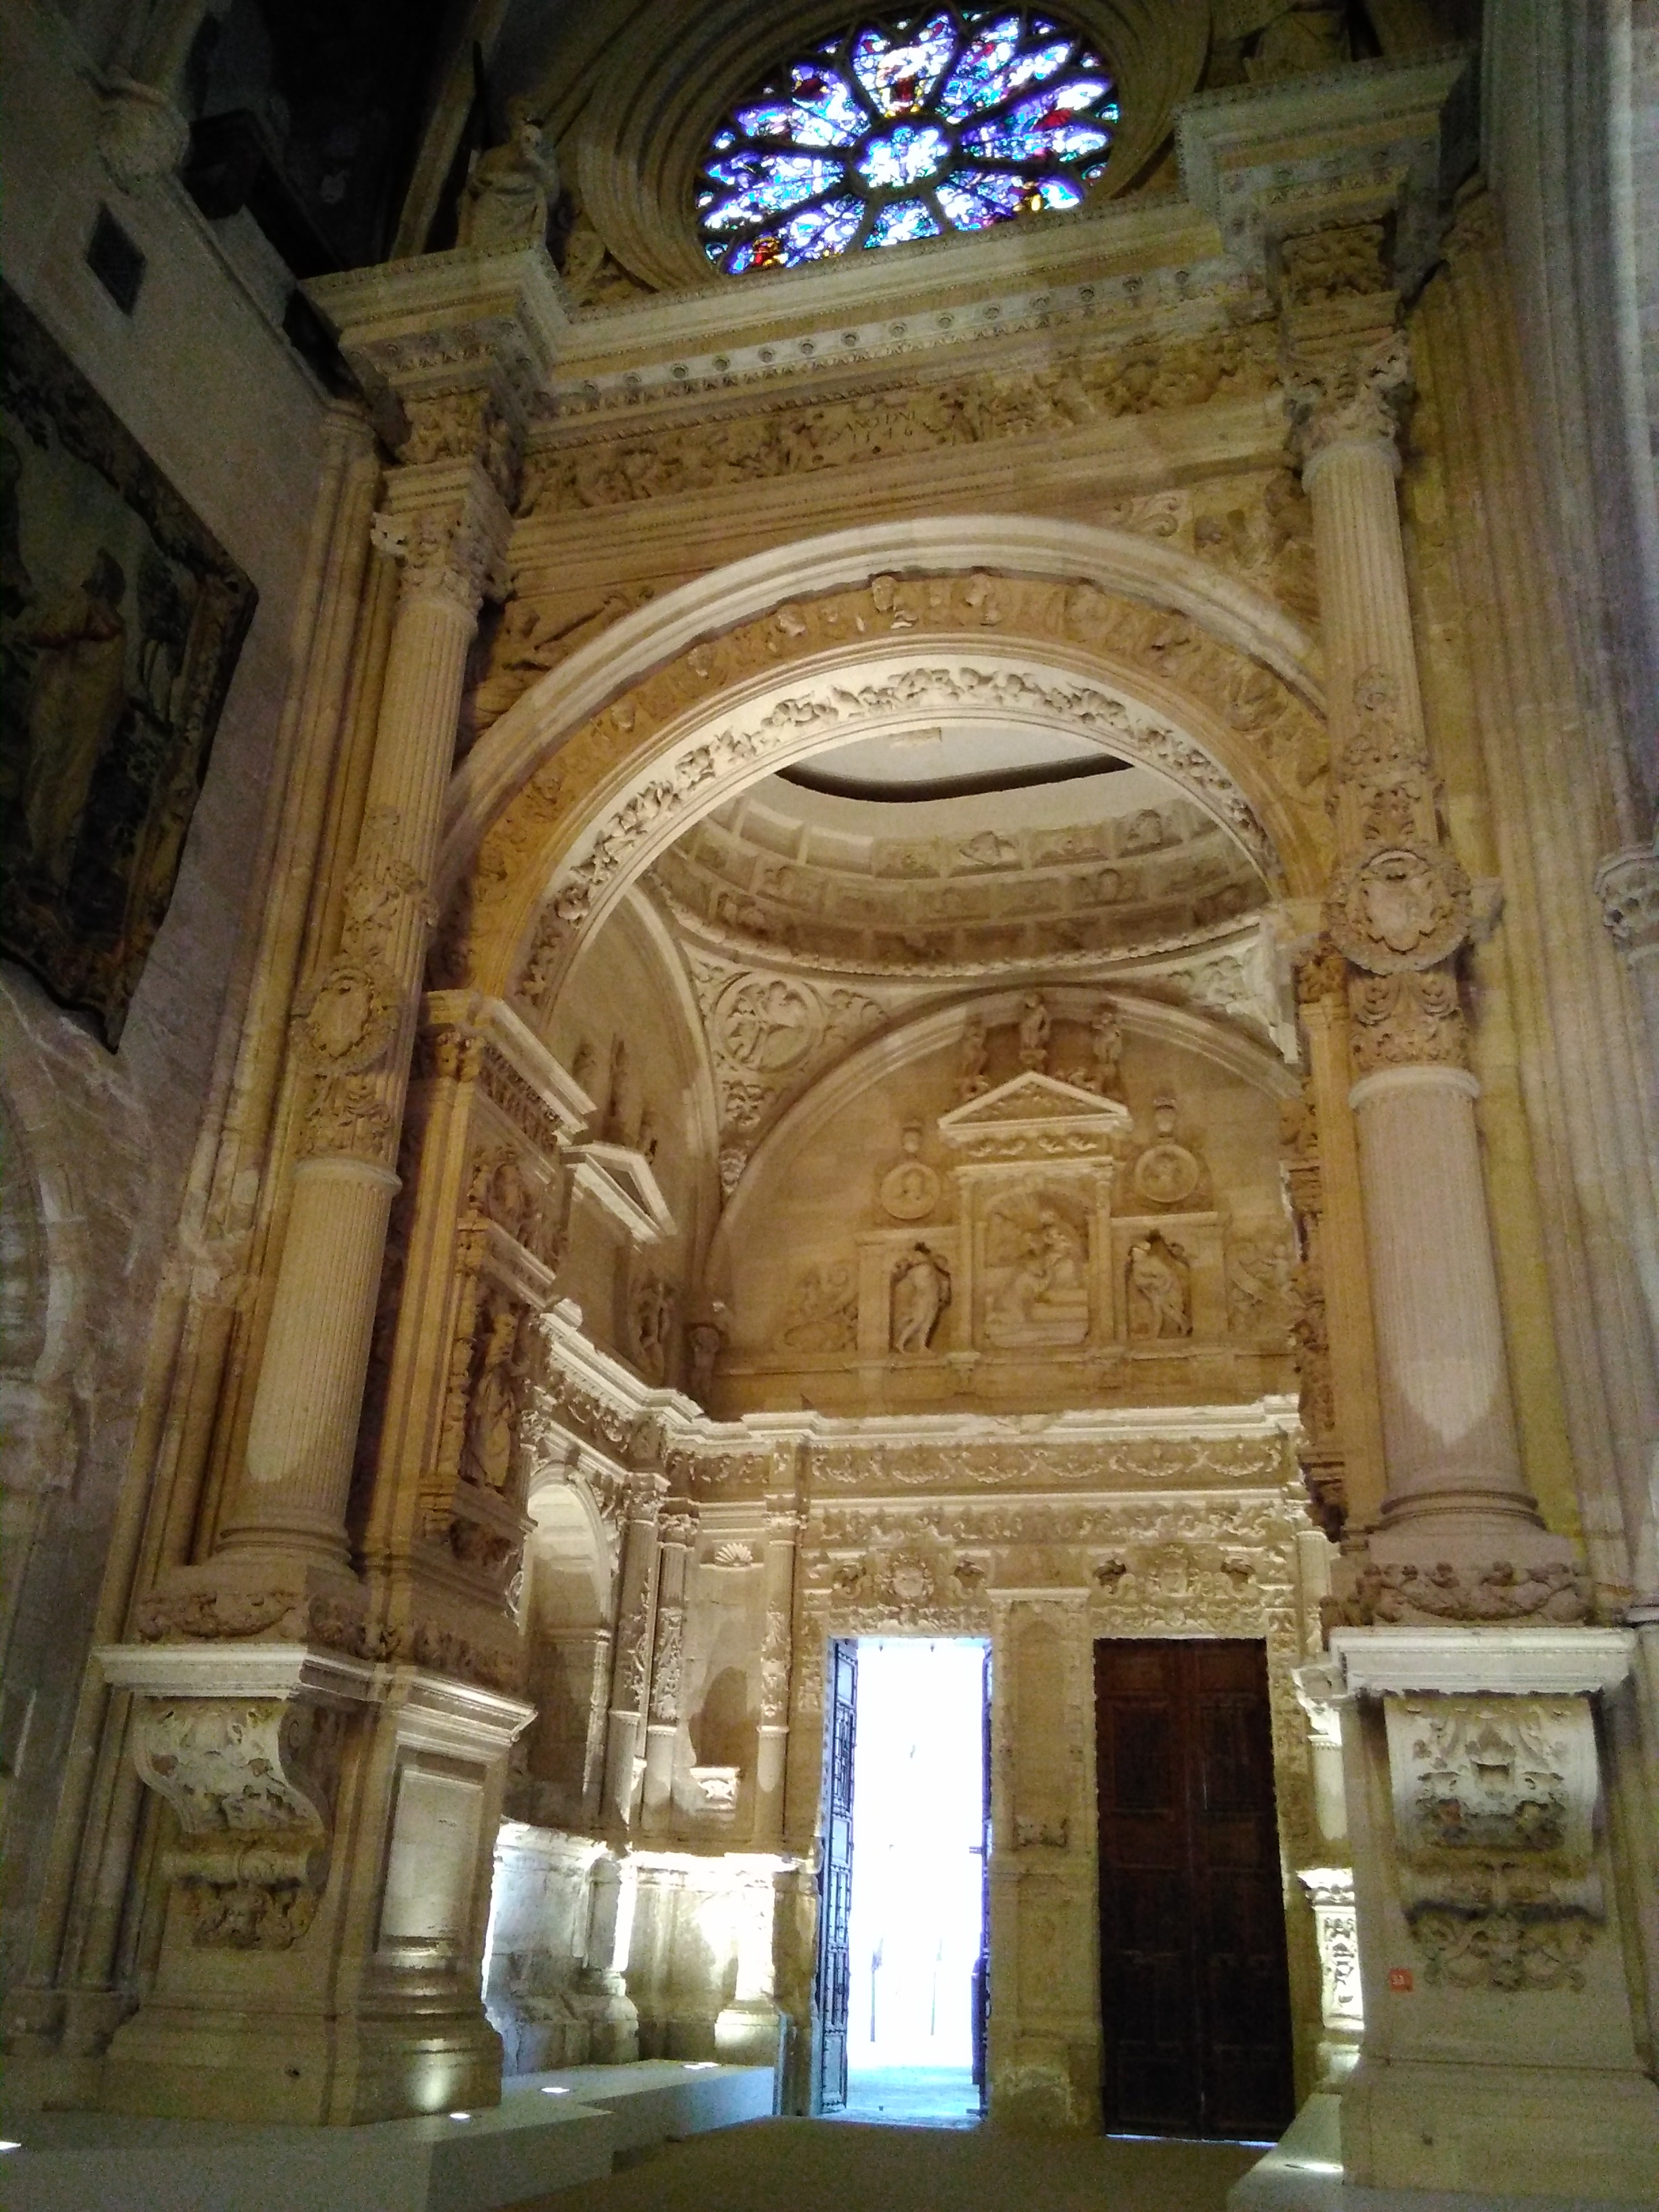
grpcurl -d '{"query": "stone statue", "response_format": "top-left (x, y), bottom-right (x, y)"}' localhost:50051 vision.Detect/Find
top-left (631, 1275), bottom-right (675, 1384)
top-left (456, 100), bottom-right (560, 255)
top-left (890, 1242), bottom-right (951, 1353)
top-left (463, 1293), bottom-right (524, 1490)
top-left (1126, 1234), bottom-right (1191, 1341)
top-left (601, 1035), bottom-right (629, 1143)
top-left (687, 1320), bottom-right (723, 1406)
top-left (1017, 993), bottom-right (1050, 1072)
top-left (957, 1012), bottom-right (990, 1101)
top-left (1088, 1003), bottom-right (1124, 1098)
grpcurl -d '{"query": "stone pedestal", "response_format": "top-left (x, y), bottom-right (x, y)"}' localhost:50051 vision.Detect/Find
top-left (1325, 1627), bottom-right (1659, 2202)
top-left (95, 1643), bottom-right (531, 2124)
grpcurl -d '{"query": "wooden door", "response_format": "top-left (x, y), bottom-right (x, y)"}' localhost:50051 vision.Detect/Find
top-left (1095, 1639), bottom-right (1294, 2140)
top-left (814, 1637), bottom-right (857, 2113)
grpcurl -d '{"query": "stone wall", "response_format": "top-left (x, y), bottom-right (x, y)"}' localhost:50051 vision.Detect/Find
top-left (0, 3), bottom-right (327, 1990)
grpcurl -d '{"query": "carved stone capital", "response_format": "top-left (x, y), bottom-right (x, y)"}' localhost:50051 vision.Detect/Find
top-left (372, 496), bottom-right (508, 619)
top-left (1288, 333), bottom-right (1413, 480)
top-left (1595, 845), bottom-right (1659, 960)
top-left (1347, 964), bottom-right (1468, 1076)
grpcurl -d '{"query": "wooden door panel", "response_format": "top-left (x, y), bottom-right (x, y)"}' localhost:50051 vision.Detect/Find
top-left (1097, 1638), bottom-right (1294, 2142)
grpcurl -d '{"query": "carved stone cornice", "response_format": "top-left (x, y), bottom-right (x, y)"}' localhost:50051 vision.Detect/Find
top-left (304, 247), bottom-right (571, 499)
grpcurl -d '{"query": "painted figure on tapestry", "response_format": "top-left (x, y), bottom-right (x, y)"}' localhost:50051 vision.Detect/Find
top-left (0, 287), bottom-right (254, 1045)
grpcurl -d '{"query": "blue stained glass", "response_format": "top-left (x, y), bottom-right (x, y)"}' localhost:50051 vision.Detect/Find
top-left (699, 7), bottom-right (1116, 274)
top-left (938, 30), bottom-right (1071, 119)
top-left (865, 199), bottom-right (941, 247)
top-left (935, 167), bottom-right (1036, 227)
top-left (960, 79), bottom-right (1111, 161)
top-left (703, 152), bottom-right (845, 227)
top-left (788, 63), bottom-right (867, 138)
top-left (778, 195), bottom-right (865, 264)
top-left (856, 123), bottom-right (950, 188)
top-left (851, 14), bottom-right (956, 117)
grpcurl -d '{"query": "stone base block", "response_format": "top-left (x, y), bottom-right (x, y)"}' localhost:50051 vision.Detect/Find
top-left (714, 1999), bottom-right (785, 2068)
top-left (1, 2062), bottom-right (774, 2211)
top-left (1342, 2056), bottom-right (1659, 2203)
top-left (100, 1999), bottom-right (505, 2127)
top-left (1230, 2090), bottom-right (1659, 2212)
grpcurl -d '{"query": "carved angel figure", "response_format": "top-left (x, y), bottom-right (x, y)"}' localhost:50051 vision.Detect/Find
top-left (457, 100), bottom-right (560, 254)
top-left (1088, 1002), bottom-right (1124, 1097)
top-left (1017, 993), bottom-right (1050, 1072)
top-left (957, 1012), bottom-right (991, 1100)
top-left (890, 1242), bottom-right (951, 1353)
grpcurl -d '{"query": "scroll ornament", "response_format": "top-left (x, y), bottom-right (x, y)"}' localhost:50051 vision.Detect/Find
top-left (133, 1696), bottom-right (346, 1950)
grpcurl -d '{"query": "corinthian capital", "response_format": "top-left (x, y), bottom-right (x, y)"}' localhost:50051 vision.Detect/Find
top-left (1288, 333), bottom-right (1414, 479)
top-left (371, 497), bottom-right (508, 619)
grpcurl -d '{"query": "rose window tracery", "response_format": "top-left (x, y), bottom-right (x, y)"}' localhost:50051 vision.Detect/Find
top-left (697, 7), bottom-right (1118, 274)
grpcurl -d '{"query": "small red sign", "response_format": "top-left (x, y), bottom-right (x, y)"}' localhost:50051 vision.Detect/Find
top-left (1388, 1967), bottom-right (1414, 1993)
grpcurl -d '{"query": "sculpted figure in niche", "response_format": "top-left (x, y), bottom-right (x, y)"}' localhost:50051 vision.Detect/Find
top-left (464, 1290), bottom-right (526, 1491)
top-left (631, 1275), bottom-right (676, 1384)
top-left (984, 1205), bottom-right (1090, 1348)
top-left (687, 1319), bottom-right (723, 1406)
top-left (457, 99), bottom-right (560, 253)
top-left (957, 1012), bottom-right (990, 1101)
top-left (1120, 808), bottom-right (1165, 854)
top-left (1127, 1234), bottom-right (1192, 1340)
top-left (1017, 992), bottom-right (1050, 1071)
top-left (890, 1243), bottom-right (951, 1353)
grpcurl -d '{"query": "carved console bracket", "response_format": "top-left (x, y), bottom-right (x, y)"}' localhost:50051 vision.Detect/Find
top-left (99, 1643), bottom-right (378, 1951)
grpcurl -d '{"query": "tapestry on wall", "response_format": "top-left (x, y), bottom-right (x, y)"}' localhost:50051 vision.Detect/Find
top-left (0, 282), bottom-right (256, 1047)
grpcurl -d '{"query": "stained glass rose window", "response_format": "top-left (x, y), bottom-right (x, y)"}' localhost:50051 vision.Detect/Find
top-left (697, 8), bottom-right (1118, 274)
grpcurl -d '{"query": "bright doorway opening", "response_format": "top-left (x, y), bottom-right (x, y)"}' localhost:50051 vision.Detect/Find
top-left (819, 1636), bottom-right (989, 2127)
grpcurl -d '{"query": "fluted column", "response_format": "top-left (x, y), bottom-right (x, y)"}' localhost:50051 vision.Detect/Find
top-left (642, 1508), bottom-right (697, 1822)
top-left (1292, 332), bottom-right (1582, 1618)
top-left (754, 1506), bottom-right (800, 1846)
top-left (218, 466), bottom-right (506, 1570)
top-left (603, 1475), bottom-right (663, 1828)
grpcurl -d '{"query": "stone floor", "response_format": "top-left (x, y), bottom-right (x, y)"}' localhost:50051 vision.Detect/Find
top-left (836, 2066), bottom-right (983, 2127)
top-left (509, 2116), bottom-right (1263, 2212)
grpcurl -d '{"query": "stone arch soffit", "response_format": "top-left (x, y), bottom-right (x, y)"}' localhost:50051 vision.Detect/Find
top-left (525, 1463), bottom-right (613, 1627)
top-left (601, 884), bottom-right (724, 1242)
top-left (703, 980), bottom-right (1299, 1290)
top-left (435, 518), bottom-right (1330, 1004)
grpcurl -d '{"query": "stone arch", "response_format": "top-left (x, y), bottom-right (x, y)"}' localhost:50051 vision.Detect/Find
top-left (518, 1469), bottom-right (615, 1828)
top-left (434, 518), bottom-right (1331, 1015)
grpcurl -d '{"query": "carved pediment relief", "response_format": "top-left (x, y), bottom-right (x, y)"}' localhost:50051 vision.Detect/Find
top-left (937, 1068), bottom-right (1132, 1159)
top-left (567, 1139), bottom-right (674, 1245)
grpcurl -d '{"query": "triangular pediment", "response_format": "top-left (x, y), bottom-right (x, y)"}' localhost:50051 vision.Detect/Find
top-left (937, 1070), bottom-right (1132, 1151)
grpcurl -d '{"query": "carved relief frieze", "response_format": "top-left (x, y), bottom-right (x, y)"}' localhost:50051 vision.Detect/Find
top-left (520, 324), bottom-right (1282, 518)
top-left (773, 1263), bottom-right (860, 1357)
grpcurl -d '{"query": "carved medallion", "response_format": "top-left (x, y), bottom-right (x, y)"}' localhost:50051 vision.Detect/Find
top-left (295, 956), bottom-right (400, 1073)
top-left (1325, 841), bottom-right (1471, 974)
top-left (712, 972), bottom-right (823, 1071)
